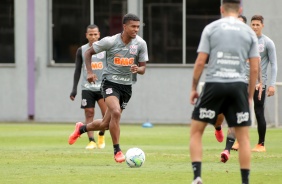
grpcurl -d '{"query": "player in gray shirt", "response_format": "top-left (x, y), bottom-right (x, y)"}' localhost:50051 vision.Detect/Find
top-left (70, 25), bottom-right (107, 150)
top-left (250, 15), bottom-right (277, 152)
top-left (68, 13), bottom-right (148, 163)
top-left (189, 1), bottom-right (260, 184)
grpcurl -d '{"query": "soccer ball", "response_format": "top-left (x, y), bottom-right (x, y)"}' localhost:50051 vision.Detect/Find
top-left (125, 147), bottom-right (145, 168)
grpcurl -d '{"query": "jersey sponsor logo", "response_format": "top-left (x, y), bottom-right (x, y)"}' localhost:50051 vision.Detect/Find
top-left (112, 75), bottom-right (130, 82)
top-left (114, 57), bottom-right (134, 66)
top-left (199, 108), bottom-right (215, 119)
top-left (221, 23), bottom-right (240, 31)
top-left (84, 83), bottom-right (101, 89)
top-left (81, 99), bottom-right (87, 106)
top-left (96, 52), bottom-right (105, 59)
top-left (236, 112), bottom-right (249, 124)
top-left (258, 43), bottom-right (265, 52)
top-left (91, 62), bottom-right (103, 70)
top-left (105, 88), bottom-right (113, 95)
top-left (130, 45), bottom-right (138, 55)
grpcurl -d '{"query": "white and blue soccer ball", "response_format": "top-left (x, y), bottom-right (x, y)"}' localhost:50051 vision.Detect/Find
top-left (125, 147), bottom-right (145, 168)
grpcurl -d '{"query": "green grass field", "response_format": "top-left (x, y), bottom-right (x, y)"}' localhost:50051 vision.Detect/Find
top-left (0, 123), bottom-right (281, 184)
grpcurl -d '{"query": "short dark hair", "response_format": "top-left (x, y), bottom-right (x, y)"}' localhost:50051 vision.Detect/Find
top-left (251, 15), bottom-right (264, 24)
top-left (238, 15), bottom-right (247, 23)
top-left (86, 24), bottom-right (99, 32)
top-left (122, 13), bottom-right (140, 24)
top-left (222, 0), bottom-right (240, 3)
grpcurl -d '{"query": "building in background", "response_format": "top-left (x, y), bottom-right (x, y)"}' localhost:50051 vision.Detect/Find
top-left (0, 0), bottom-right (281, 126)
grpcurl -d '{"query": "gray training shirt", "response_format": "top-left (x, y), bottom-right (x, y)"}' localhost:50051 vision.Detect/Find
top-left (93, 33), bottom-right (149, 85)
top-left (81, 44), bottom-right (106, 91)
top-left (197, 16), bottom-right (259, 84)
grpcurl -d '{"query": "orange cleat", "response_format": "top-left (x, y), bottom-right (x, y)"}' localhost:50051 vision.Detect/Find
top-left (221, 150), bottom-right (230, 163)
top-left (114, 151), bottom-right (125, 163)
top-left (215, 127), bottom-right (224, 142)
top-left (231, 141), bottom-right (239, 151)
top-left (68, 122), bottom-right (83, 145)
top-left (251, 144), bottom-right (266, 152)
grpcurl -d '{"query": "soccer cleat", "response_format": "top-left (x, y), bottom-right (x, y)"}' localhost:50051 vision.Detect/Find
top-left (215, 127), bottom-right (224, 142)
top-left (85, 141), bottom-right (97, 150)
top-left (231, 141), bottom-right (239, 151)
top-left (114, 151), bottom-right (125, 163)
top-left (191, 177), bottom-right (203, 184)
top-left (68, 122), bottom-right (83, 145)
top-left (251, 144), bottom-right (266, 152)
top-left (97, 132), bottom-right (105, 149)
top-left (221, 150), bottom-right (230, 163)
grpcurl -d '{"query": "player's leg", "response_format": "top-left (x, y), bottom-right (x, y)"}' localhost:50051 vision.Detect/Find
top-left (84, 107), bottom-right (97, 149)
top-left (234, 126), bottom-right (251, 184)
top-left (220, 127), bottom-right (236, 163)
top-left (190, 120), bottom-right (207, 183)
top-left (214, 113), bottom-right (224, 142)
top-left (252, 88), bottom-right (266, 152)
top-left (97, 97), bottom-right (108, 149)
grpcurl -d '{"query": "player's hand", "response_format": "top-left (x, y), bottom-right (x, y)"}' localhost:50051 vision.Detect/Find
top-left (130, 64), bottom-right (138, 73)
top-left (70, 91), bottom-right (76, 101)
top-left (267, 86), bottom-right (275, 97)
top-left (87, 73), bottom-right (97, 83)
top-left (190, 90), bottom-right (199, 105)
top-left (255, 83), bottom-right (263, 100)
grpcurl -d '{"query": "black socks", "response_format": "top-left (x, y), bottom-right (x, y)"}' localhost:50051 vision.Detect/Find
top-left (192, 162), bottom-right (201, 180)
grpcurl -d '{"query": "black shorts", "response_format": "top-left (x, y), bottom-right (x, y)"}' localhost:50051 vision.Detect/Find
top-left (81, 90), bottom-right (103, 109)
top-left (101, 79), bottom-right (132, 109)
top-left (192, 82), bottom-right (251, 127)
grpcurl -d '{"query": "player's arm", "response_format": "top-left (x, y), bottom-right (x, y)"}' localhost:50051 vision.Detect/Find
top-left (190, 52), bottom-right (208, 105)
top-left (84, 46), bottom-right (97, 83)
top-left (130, 62), bottom-right (146, 75)
top-left (256, 58), bottom-right (263, 100)
top-left (267, 40), bottom-right (278, 96)
top-left (70, 48), bottom-right (83, 101)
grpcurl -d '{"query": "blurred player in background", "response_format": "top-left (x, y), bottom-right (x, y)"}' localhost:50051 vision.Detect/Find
top-left (68, 13), bottom-right (149, 163)
top-left (189, 0), bottom-right (259, 183)
top-left (70, 24), bottom-right (107, 150)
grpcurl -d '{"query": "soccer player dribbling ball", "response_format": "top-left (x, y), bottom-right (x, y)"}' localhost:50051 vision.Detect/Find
top-left (68, 13), bottom-right (149, 163)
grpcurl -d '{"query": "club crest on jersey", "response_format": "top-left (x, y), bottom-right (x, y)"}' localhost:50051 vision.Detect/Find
top-left (81, 99), bottom-right (87, 106)
top-left (130, 45), bottom-right (138, 55)
top-left (96, 52), bottom-right (105, 59)
top-left (258, 43), bottom-right (264, 52)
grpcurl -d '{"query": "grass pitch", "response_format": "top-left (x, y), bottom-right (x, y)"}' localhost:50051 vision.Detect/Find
top-left (0, 123), bottom-right (281, 184)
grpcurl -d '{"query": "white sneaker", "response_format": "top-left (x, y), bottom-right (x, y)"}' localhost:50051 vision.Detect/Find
top-left (191, 177), bottom-right (203, 184)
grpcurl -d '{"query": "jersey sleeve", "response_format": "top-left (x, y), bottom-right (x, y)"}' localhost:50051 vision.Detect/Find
top-left (138, 40), bottom-right (149, 63)
top-left (93, 36), bottom-right (115, 53)
top-left (197, 25), bottom-right (211, 54)
top-left (267, 39), bottom-right (278, 86)
top-left (248, 32), bottom-right (260, 58)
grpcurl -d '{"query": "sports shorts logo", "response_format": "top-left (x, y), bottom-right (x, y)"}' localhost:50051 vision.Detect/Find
top-left (236, 112), bottom-right (249, 124)
top-left (81, 99), bottom-right (87, 106)
top-left (199, 108), bottom-right (215, 119)
top-left (105, 88), bottom-right (113, 95)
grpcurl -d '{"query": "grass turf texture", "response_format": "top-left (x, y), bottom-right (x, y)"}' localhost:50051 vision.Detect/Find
top-left (0, 123), bottom-right (282, 184)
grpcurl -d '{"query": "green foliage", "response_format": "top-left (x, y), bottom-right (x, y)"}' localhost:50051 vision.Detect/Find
top-left (0, 123), bottom-right (281, 184)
